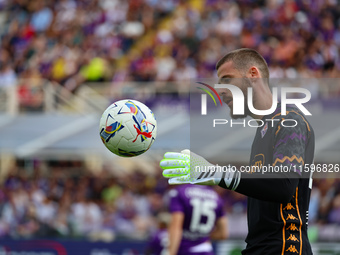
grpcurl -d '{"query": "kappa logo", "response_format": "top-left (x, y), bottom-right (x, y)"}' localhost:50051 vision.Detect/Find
top-left (283, 203), bottom-right (296, 210)
top-left (286, 223), bottom-right (299, 231)
top-left (286, 245), bottom-right (299, 253)
top-left (287, 234), bottom-right (299, 242)
top-left (286, 214), bottom-right (298, 220)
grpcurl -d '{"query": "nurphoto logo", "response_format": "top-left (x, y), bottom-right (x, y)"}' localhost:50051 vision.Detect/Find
top-left (198, 83), bottom-right (312, 128)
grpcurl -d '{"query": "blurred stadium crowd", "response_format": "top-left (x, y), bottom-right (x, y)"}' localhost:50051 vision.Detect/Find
top-left (0, 0), bottom-right (340, 242)
top-left (0, 0), bottom-right (340, 110)
top-left (0, 161), bottom-right (340, 240)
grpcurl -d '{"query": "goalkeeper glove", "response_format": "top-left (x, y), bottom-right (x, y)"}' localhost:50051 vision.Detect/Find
top-left (159, 149), bottom-right (241, 190)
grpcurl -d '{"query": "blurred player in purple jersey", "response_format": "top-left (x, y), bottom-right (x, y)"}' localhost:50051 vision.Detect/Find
top-left (145, 212), bottom-right (170, 255)
top-left (168, 184), bottom-right (228, 255)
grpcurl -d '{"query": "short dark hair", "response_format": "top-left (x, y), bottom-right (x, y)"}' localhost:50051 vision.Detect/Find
top-left (216, 48), bottom-right (269, 81)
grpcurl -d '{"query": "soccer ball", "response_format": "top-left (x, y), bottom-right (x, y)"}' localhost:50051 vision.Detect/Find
top-left (99, 99), bottom-right (157, 157)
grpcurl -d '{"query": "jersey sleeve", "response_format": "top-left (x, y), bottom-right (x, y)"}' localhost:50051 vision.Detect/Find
top-left (168, 188), bottom-right (185, 213)
top-left (272, 113), bottom-right (309, 177)
top-left (233, 113), bottom-right (310, 203)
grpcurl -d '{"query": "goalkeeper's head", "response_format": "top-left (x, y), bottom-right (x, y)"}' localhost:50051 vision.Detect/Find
top-left (215, 48), bottom-right (272, 120)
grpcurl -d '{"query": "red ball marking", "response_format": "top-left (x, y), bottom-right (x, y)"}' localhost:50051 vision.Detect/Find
top-left (130, 106), bottom-right (136, 114)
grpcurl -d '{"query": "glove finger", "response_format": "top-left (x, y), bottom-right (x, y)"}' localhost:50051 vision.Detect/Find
top-left (160, 159), bottom-right (187, 169)
top-left (162, 168), bottom-right (189, 178)
top-left (168, 176), bottom-right (191, 185)
top-left (180, 149), bottom-right (191, 155)
top-left (164, 152), bottom-right (189, 160)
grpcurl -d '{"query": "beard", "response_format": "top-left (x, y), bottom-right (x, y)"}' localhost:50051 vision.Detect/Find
top-left (229, 78), bottom-right (253, 120)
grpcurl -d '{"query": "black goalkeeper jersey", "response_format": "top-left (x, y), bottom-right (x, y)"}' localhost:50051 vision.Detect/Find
top-left (235, 104), bottom-right (315, 255)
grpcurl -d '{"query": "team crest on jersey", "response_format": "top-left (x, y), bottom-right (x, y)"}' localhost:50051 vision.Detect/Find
top-left (261, 123), bottom-right (268, 138)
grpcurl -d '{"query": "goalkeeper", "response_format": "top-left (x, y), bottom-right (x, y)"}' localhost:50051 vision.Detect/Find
top-left (160, 49), bottom-right (315, 255)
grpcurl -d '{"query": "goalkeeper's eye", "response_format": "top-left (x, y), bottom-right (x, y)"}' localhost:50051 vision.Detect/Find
top-left (218, 76), bottom-right (232, 84)
top-left (221, 77), bottom-right (231, 83)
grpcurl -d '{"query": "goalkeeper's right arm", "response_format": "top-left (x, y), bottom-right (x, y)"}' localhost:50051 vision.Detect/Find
top-left (160, 149), bottom-right (241, 190)
top-left (160, 149), bottom-right (299, 203)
